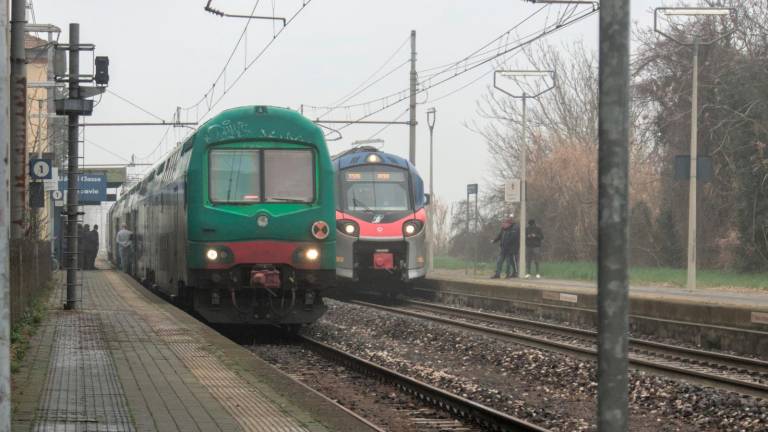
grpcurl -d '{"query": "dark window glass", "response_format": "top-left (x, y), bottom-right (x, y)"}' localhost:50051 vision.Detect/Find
top-left (264, 150), bottom-right (314, 203)
top-left (209, 150), bottom-right (261, 203)
top-left (342, 168), bottom-right (410, 211)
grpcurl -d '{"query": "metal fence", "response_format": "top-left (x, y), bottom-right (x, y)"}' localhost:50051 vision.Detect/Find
top-left (9, 240), bottom-right (53, 327)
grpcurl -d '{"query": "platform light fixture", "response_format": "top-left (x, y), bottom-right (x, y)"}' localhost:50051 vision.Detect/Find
top-left (493, 69), bottom-right (556, 279)
top-left (653, 6), bottom-right (736, 291)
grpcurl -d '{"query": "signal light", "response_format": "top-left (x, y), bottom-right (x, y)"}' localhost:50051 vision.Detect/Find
top-left (95, 56), bottom-right (109, 85)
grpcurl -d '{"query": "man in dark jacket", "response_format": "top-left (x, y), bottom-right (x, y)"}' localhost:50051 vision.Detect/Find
top-left (88, 225), bottom-right (100, 269)
top-left (491, 217), bottom-right (518, 279)
top-left (525, 219), bottom-right (544, 278)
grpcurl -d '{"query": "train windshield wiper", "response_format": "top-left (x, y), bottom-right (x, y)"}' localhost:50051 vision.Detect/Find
top-left (353, 197), bottom-right (374, 213)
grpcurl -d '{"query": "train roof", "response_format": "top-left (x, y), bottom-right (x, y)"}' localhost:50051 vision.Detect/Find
top-left (332, 146), bottom-right (411, 170)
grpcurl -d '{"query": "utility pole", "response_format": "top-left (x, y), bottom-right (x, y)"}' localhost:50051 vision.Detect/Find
top-left (55, 23), bottom-right (108, 310)
top-left (687, 37), bottom-right (699, 291)
top-left (597, 0), bottom-right (630, 429)
top-left (1, 1), bottom-right (13, 427)
top-left (408, 30), bottom-right (417, 165)
top-left (65, 23), bottom-right (82, 310)
top-left (10, 0), bottom-right (27, 239)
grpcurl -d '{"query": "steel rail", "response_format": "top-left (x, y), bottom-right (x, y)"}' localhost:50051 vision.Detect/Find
top-left (299, 335), bottom-right (550, 432)
top-left (405, 299), bottom-right (768, 372)
top-left (349, 300), bottom-right (768, 397)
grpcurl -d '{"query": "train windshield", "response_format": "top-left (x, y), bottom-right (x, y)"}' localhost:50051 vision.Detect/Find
top-left (341, 167), bottom-right (411, 212)
top-left (209, 148), bottom-right (314, 204)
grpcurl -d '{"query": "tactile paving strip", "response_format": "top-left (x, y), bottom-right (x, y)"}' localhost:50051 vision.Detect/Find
top-left (34, 312), bottom-right (135, 432)
top-left (105, 271), bottom-right (312, 432)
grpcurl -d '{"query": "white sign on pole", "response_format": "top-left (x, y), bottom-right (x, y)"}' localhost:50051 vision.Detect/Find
top-left (505, 179), bottom-right (521, 203)
top-left (43, 168), bottom-right (59, 191)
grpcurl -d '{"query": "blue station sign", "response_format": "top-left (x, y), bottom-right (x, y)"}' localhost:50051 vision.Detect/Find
top-left (58, 174), bottom-right (107, 204)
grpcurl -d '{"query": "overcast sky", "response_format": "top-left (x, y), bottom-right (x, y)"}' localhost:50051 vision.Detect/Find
top-left (33, 0), bottom-right (665, 204)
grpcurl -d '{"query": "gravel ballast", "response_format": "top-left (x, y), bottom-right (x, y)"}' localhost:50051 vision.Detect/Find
top-left (299, 299), bottom-right (767, 431)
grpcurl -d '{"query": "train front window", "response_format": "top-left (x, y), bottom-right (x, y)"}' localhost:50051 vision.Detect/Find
top-left (264, 149), bottom-right (314, 203)
top-left (342, 168), bottom-right (410, 212)
top-left (209, 149), bottom-right (261, 203)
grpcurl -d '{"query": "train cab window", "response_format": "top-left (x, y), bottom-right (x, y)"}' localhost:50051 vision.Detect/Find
top-left (264, 149), bottom-right (314, 203)
top-left (209, 149), bottom-right (261, 203)
top-left (342, 168), bottom-right (410, 211)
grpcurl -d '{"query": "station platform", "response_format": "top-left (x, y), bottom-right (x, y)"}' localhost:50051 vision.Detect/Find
top-left (12, 265), bottom-right (378, 432)
top-left (420, 270), bottom-right (768, 356)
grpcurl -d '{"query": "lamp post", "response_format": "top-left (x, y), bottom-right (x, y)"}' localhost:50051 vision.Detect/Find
top-left (493, 70), bottom-right (555, 278)
top-left (426, 108), bottom-right (436, 271)
top-left (654, 7), bottom-right (735, 290)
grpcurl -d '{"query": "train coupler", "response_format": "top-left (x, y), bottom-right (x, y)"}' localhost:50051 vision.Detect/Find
top-left (249, 269), bottom-right (281, 290)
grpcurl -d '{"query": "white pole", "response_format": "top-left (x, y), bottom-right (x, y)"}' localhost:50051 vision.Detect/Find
top-left (0, 0), bottom-right (14, 427)
top-left (686, 38), bottom-right (699, 290)
top-left (519, 95), bottom-right (527, 277)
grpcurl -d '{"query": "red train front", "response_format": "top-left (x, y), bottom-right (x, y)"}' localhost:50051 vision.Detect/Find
top-left (333, 147), bottom-right (429, 287)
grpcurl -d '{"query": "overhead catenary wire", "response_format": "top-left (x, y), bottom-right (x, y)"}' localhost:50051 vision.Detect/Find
top-left (181, 0), bottom-right (313, 125)
top-left (332, 5), bottom-right (598, 132)
top-left (308, 4), bottom-right (551, 118)
top-left (105, 89), bottom-right (167, 122)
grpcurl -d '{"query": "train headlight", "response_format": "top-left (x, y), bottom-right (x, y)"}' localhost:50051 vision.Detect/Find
top-left (403, 220), bottom-right (423, 237)
top-left (337, 220), bottom-right (359, 236)
top-left (366, 154), bottom-right (381, 163)
top-left (206, 249), bottom-right (219, 261)
top-left (305, 248), bottom-right (320, 261)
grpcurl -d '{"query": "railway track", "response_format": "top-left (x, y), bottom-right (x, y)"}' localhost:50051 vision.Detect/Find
top-left (348, 298), bottom-right (768, 398)
top-left (299, 335), bottom-right (549, 432)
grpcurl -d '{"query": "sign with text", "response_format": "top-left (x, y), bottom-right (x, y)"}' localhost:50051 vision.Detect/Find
top-left (58, 174), bottom-right (107, 205)
top-left (504, 179), bottom-right (521, 203)
top-left (467, 183), bottom-right (478, 195)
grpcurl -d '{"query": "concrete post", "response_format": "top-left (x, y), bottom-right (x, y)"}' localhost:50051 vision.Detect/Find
top-left (0, 0), bottom-right (14, 427)
top-left (10, 0), bottom-right (27, 239)
top-left (686, 38), bottom-right (699, 290)
top-left (518, 95), bottom-right (527, 277)
top-left (597, 0), bottom-right (631, 429)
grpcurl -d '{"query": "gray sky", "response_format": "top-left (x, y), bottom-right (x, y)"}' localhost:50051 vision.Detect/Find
top-left (34, 0), bottom-right (663, 204)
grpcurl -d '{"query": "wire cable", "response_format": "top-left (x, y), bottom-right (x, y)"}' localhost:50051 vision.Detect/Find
top-left (106, 89), bottom-right (166, 121)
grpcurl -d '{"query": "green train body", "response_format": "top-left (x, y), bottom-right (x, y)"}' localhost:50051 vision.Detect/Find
top-left (108, 106), bottom-right (336, 325)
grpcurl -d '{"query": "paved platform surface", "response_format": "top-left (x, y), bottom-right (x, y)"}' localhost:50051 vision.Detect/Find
top-left (13, 267), bottom-right (378, 432)
top-left (428, 269), bottom-right (768, 308)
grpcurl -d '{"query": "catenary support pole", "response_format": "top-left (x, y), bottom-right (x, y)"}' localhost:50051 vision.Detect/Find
top-left (686, 38), bottom-right (699, 291)
top-left (1, 1), bottom-right (13, 427)
top-left (519, 94), bottom-right (527, 277)
top-left (65, 23), bottom-right (81, 310)
top-left (10, 0), bottom-right (27, 239)
top-left (408, 30), bottom-right (417, 165)
top-left (426, 108), bottom-right (436, 272)
top-left (597, 0), bottom-right (631, 430)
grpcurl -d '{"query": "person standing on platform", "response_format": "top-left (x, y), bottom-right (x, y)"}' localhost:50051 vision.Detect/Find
top-left (491, 217), bottom-right (517, 279)
top-left (525, 219), bottom-right (544, 279)
top-left (115, 224), bottom-right (133, 273)
top-left (88, 225), bottom-right (100, 269)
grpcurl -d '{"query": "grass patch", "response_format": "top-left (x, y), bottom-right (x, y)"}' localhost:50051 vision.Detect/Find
top-left (434, 256), bottom-right (768, 289)
top-left (10, 289), bottom-right (50, 374)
